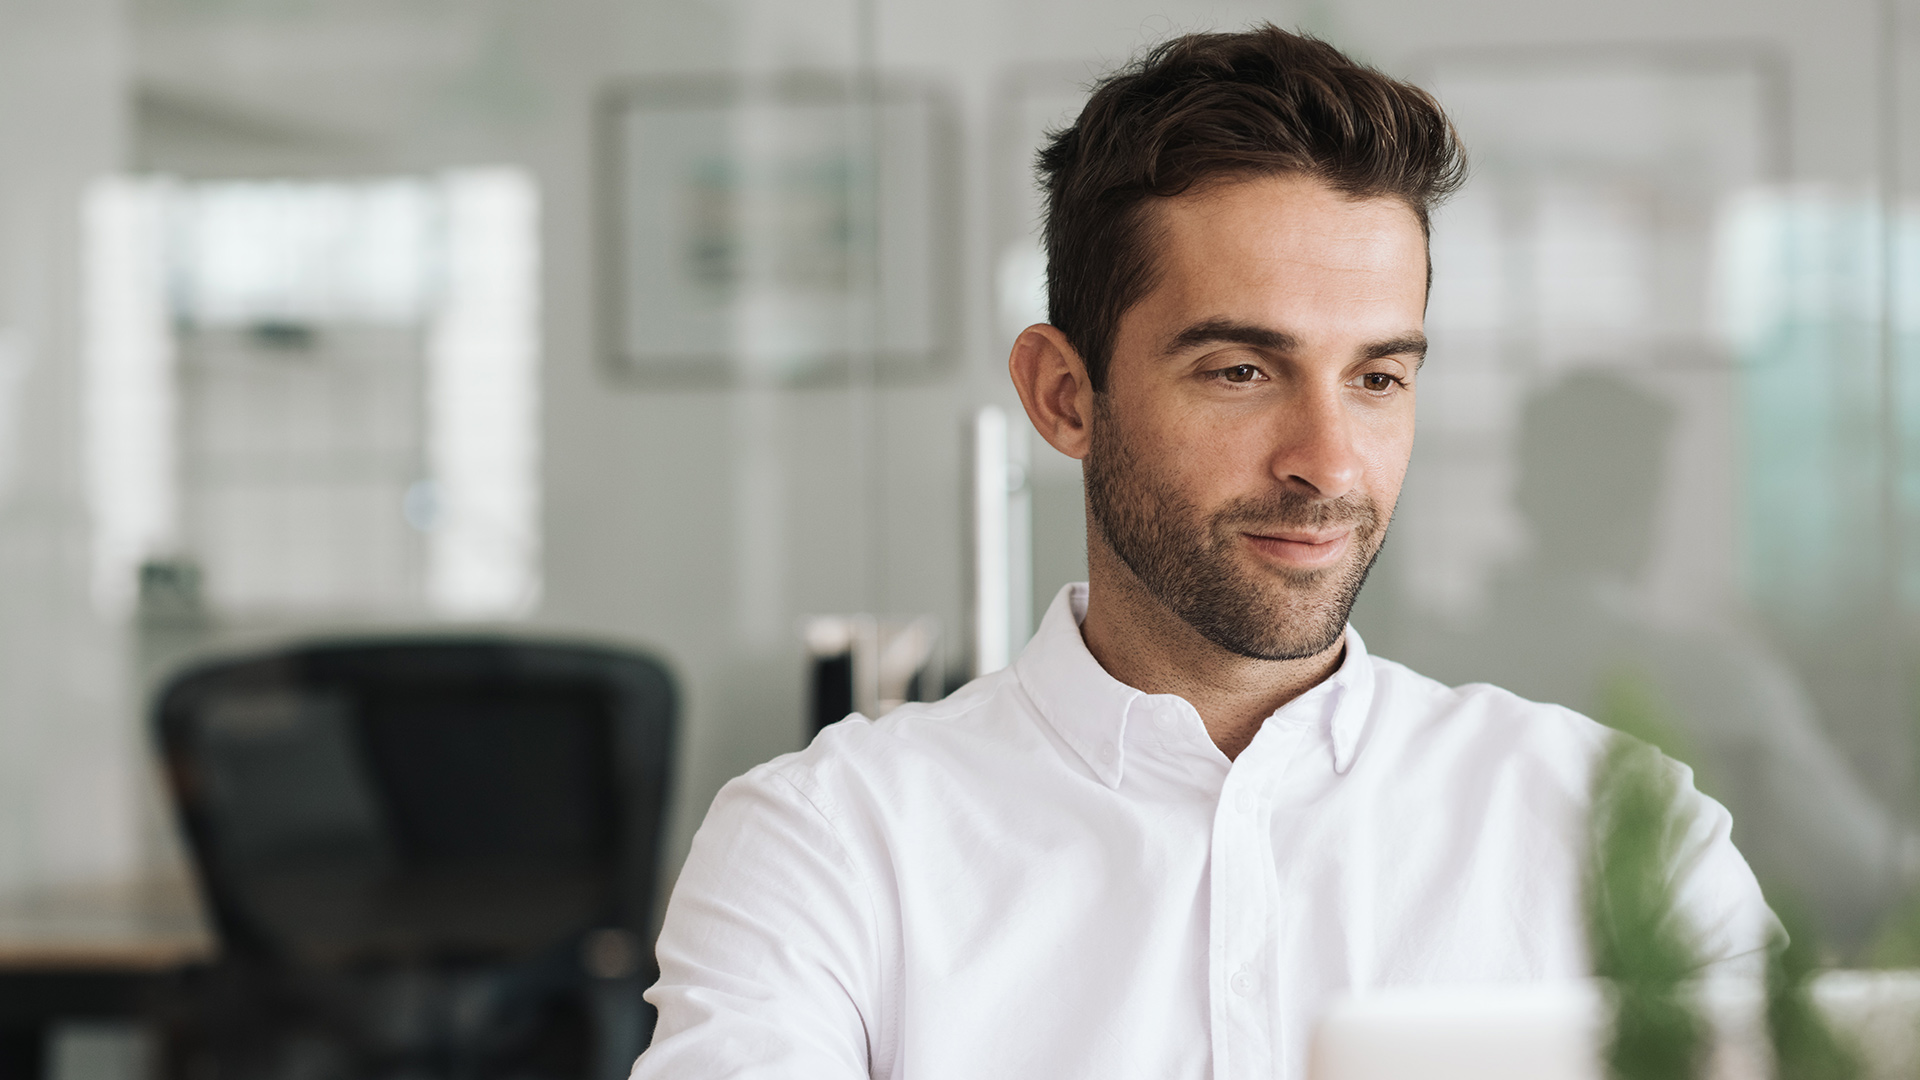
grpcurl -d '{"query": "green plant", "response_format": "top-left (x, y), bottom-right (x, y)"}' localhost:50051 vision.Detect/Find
top-left (1594, 671), bottom-right (1699, 786)
top-left (1861, 890), bottom-right (1920, 969)
top-left (1765, 903), bottom-right (1861, 1080)
top-left (1588, 721), bottom-right (1706, 1080)
top-left (1589, 672), bottom-right (1866, 1080)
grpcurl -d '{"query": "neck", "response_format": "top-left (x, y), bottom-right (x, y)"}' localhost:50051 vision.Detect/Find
top-left (1078, 535), bottom-right (1346, 761)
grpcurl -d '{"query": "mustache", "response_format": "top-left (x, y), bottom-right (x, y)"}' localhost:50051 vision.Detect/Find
top-left (1210, 490), bottom-right (1381, 535)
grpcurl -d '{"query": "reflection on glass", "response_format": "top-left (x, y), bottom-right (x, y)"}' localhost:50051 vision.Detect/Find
top-left (1363, 47), bottom-right (1920, 946)
top-left (1390, 372), bottom-right (1914, 944)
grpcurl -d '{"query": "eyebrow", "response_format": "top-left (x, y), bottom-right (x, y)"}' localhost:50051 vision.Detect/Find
top-left (1167, 318), bottom-right (1297, 355)
top-left (1165, 317), bottom-right (1430, 368)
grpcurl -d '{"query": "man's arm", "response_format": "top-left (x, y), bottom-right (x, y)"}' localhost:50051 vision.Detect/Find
top-left (1662, 756), bottom-right (1782, 973)
top-left (633, 767), bottom-right (881, 1079)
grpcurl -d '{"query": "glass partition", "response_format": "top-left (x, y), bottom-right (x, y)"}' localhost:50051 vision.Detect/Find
top-left (0, 0), bottom-right (1917, 969)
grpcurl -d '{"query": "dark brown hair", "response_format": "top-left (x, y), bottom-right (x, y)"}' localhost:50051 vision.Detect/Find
top-left (1037, 25), bottom-right (1466, 390)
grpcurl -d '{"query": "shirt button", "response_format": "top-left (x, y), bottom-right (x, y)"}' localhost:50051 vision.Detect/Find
top-left (1231, 966), bottom-right (1260, 996)
top-left (1152, 710), bottom-right (1174, 730)
top-left (1099, 746), bottom-right (1116, 763)
top-left (1234, 790), bottom-right (1257, 813)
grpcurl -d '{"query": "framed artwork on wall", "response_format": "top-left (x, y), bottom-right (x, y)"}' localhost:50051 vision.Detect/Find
top-left (598, 74), bottom-right (956, 386)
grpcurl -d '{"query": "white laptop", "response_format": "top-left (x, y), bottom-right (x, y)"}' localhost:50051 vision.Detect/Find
top-left (1310, 973), bottom-right (1920, 1080)
top-left (1309, 981), bottom-right (1608, 1080)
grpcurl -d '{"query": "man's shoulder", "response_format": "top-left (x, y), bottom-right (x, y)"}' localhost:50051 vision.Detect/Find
top-left (1364, 651), bottom-right (1616, 766)
top-left (735, 669), bottom-right (1044, 808)
top-left (1367, 650), bottom-right (1736, 835)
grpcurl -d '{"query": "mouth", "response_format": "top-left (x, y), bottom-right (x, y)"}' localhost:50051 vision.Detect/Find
top-left (1241, 528), bottom-right (1354, 571)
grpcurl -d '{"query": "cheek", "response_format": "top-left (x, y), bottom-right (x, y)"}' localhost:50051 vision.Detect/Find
top-left (1125, 392), bottom-right (1227, 460)
top-left (1179, 415), bottom-right (1302, 515)
top-left (1160, 405), bottom-right (1270, 476)
top-left (1116, 406), bottom-right (1250, 508)
top-left (1358, 407), bottom-right (1416, 502)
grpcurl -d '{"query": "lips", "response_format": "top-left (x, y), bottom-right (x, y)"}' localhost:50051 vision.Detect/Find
top-left (1241, 528), bottom-right (1353, 570)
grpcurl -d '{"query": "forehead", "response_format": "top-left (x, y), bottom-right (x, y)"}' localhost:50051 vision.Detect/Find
top-left (1136, 174), bottom-right (1428, 337)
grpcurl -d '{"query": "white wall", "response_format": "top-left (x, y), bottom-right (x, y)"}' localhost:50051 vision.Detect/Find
top-left (0, 0), bottom-right (137, 895)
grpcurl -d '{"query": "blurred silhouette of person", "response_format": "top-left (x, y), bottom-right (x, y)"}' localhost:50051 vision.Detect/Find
top-left (1382, 370), bottom-right (1914, 947)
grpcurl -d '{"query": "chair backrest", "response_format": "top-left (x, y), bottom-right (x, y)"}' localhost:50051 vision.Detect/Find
top-left (155, 637), bottom-right (676, 971)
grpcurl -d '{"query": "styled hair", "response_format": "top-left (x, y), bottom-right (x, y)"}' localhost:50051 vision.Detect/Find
top-left (1037, 25), bottom-right (1466, 390)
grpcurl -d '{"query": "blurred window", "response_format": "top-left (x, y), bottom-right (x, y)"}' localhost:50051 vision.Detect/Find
top-left (1714, 189), bottom-right (1920, 615)
top-left (83, 169), bottom-right (541, 620)
top-left (171, 181), bottom-right (435, 327)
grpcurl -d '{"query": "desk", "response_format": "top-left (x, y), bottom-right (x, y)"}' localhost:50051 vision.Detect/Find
top-left (0, 878), bottom-right (212, 972)
top-left (0, 879), bottom-right (214, 1080)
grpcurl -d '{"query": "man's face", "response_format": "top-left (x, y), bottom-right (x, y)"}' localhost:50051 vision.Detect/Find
top-left (1085, 173), bottom-right (1427, 660)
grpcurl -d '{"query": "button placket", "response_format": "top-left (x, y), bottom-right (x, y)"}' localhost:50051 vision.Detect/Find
top-left (1212, 770), bottom-right (1267, 1079)
top-left (1213, 721), bottom-right (1303, 1078)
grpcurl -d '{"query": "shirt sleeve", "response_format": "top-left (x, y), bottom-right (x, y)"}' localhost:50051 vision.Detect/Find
top-left (1663, 756), bottom-right (1782, 974)
top-left (632, 767), bottom-right (880, 1080)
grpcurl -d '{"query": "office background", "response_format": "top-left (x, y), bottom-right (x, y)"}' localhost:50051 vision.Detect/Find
top-left (2, 0), bottom-right (1919, 1043)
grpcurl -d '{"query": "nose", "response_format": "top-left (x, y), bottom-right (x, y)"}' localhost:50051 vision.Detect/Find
top-left (1270, 383), bottom-right (1363, 500)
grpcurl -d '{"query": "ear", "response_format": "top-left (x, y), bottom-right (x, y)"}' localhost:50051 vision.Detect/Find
top-left (1009, 324), bottom-right (1096, 460)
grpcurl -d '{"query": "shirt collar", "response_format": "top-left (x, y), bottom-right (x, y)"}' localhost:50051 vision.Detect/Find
top-left (1012, 583), bottom-right (1377, 788)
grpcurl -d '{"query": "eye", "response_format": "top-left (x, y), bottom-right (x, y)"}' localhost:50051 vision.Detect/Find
top-left (1219, 364), bottom-right (1263, 384)
top-left (1360, 372), bottom-right (1401, 393)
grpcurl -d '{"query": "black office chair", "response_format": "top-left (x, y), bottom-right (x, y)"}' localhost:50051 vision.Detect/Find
top-left (152, 637), bottom-right (676, 1080)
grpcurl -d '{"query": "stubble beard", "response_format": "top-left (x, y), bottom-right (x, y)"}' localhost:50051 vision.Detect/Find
top-left (1083, 396), bottom-right (1388, 662)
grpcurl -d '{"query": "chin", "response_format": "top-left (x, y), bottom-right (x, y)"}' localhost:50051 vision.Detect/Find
top-left (1183, 576), bottom-right (1353, 662)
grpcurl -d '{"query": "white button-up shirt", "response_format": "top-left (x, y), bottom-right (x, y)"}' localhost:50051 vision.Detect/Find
top-left (635, 584), bottom-right (1773, 1080)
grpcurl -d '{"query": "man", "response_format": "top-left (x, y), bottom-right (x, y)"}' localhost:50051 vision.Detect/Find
top-left (634, 26), bottom-right (1773, 1080)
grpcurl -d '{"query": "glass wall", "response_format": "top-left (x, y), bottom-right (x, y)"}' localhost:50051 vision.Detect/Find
top-left (0, 0), bottom-right (1918, 960)
top-left (1354, 42), bottom-right (1912, 945)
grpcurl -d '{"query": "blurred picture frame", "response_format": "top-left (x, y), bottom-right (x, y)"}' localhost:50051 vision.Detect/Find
top-left (597, 73), bottom-right (957, 386)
